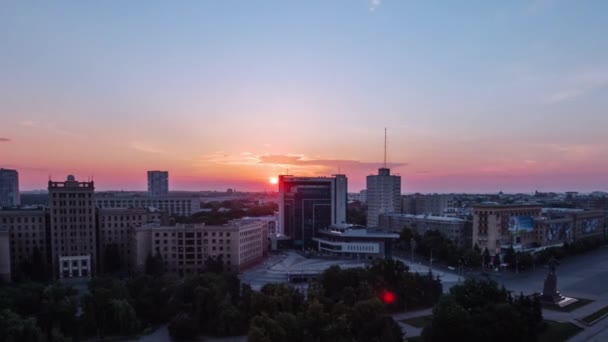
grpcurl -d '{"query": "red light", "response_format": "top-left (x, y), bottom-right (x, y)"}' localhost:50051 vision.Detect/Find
top-left (382, 291), bottom-right (396, 304)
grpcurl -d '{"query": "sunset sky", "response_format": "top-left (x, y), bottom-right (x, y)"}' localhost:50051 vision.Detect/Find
top-left (1, 1), bottom-right (608, 193)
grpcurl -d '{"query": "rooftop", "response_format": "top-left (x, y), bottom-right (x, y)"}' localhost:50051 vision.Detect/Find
top-left (319, 224), bottom-right (399, 239)
top-left (382, 213), bottom-right (466, 223)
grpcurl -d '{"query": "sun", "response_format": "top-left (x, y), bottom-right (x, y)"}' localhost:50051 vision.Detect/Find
top-left (269, 177), bottom-right (278, 185)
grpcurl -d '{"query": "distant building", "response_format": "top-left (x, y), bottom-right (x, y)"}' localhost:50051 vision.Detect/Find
top-left (278, 175), bottom-right (347, 248)
top-left (0, 169), bottom-right (20, 207)
top-left (312, 224), bottom-right (399, 259)
top-left (133, 219), bottom-right (268, 275)
top-left (401, 194), bottom-right (457, 216)
top-left (95, 192), bottom-right (200, 217)
top-left (378, 213), bottom-right (471, 248)
top-left (539, 209), bottom-right (606, 246)
top-left (49, 175), bottom-right (96, 278)
top-left (147, 171), bottom-right (169, 196)
top-left (359, 189), bottom-right (368, 204)
top-left (366, 168), bottom-right (401, 228)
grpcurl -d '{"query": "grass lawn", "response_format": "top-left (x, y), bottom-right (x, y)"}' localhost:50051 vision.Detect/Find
top-left (542, 298), bottom-right (593, 312)
top-left (401, 315), bottom-right (433, 329)
top-left (538, 320), bottom-right (582, 342)
top-left (581, 304), bottom-right (608, 325)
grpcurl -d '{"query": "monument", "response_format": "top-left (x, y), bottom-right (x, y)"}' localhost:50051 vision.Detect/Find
top-left (541, 258), bottom-right (577, 307)
top-left (541, 258), bottom-right (564, 302)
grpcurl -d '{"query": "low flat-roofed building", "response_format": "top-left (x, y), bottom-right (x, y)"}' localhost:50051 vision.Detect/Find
top-left (378, 213), bottom-right (471, 248)
top-left (133, 219), bottom-right (267, 276)
top-left (96, 192), bottom-right (200, 217)
top-left (313, 223), bottom-right (399, 259)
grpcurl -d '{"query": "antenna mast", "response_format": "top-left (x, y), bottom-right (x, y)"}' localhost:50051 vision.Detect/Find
top-left (384, 127), bottom-right (387, 168)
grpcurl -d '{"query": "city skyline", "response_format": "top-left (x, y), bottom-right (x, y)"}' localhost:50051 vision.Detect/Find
top-left (2, 1), bottom-right (608, 193)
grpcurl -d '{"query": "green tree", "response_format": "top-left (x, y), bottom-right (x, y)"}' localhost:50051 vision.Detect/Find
top-left (168, 312), bottom-right (198, 340)
top-left (248, 314), bottom-right (287, 342)
top-left (204, 255), bottom-right (224, 274)
top-left (0, 309), bottom-right (44, 342)
top-left (145, 249), bottom-right (164, 277)
top-left (422, 279), bottom-right (543, 342)
top-left (103, 244), bottom-right (122, 274)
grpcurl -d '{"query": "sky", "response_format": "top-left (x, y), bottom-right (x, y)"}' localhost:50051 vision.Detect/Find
top-left (1, 1), bottom-right (608, 193)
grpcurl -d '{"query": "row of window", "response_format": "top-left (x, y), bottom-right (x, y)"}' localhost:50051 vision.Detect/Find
top-left (0, 217), bottom-right (44, 224)
top-left (53, 193), bottom-right (91, 198)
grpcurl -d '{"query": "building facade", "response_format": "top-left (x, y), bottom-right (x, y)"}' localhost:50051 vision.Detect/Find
top-left (95, 193), bottom-right (200, 217)
top-left (278, 175), bottom-right (347, 248)
top-left (49, 175), bottom-right (97, 278)
top-left (366, 168), bottom-right (401, 228)
top-left (147, 171), bottom-right (169, 197)
top-left (0, 227), bottom-right (10, 281)
top-left (472, 203), bottom-right (543, 255)
top-left (401, 194), bottom-right (458, 216)
top-left (539, 209), bottom-right (606, 246)
top-left (378, 213), bottom-right (471, 248)
top-left (98, 207), bottom-right (168, 273)
top-left (0, 208), bottom-right (48, 280)
top-left (133, 219), bottom-right (268, 275)
top-left (359, 189), bottom-right (368, 204)
top-left (0, 168), bottom-right (20, 207)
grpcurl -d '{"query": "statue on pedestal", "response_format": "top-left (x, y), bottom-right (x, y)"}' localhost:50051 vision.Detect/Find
top-left (541, 258), bottom-right (564, 303)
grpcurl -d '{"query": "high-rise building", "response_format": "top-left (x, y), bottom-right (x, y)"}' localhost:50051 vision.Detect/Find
top-left (278, 175), bottom-right (347, 248)
top-left (147, 171), bottom-right (169, 196)
top-left (366, 168), bottom-right (401, 228)
top-left (0, 168), bottom-right (20, 207)
top-left (49, 175), bottom-right (96, 278)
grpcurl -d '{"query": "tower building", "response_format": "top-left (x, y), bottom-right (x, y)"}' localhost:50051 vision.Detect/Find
top-left (278, 174), bottom-right (347, 248)
top-left (366, 129), bottom-right (401, 228)
top-left (0, 168), bottom-right (20, 207)
top-left (147, 170), bottom-right (169, 196)
top-left (48, 175), bottom-right (96, 278)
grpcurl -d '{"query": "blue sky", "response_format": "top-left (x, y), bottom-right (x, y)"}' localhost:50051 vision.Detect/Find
top-left (1, 1), bottom-right (607, 192)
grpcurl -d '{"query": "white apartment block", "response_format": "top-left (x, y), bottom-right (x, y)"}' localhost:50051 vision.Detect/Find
top-left (366, 168), bottom-right (401, 228)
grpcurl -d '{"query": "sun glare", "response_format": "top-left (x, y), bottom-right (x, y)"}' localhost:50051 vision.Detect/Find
top-left (269, 177), bottom-right (278, 185)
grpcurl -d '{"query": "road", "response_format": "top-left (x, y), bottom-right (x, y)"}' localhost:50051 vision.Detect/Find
top-left (395, 246), bottom-right (608, 341)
